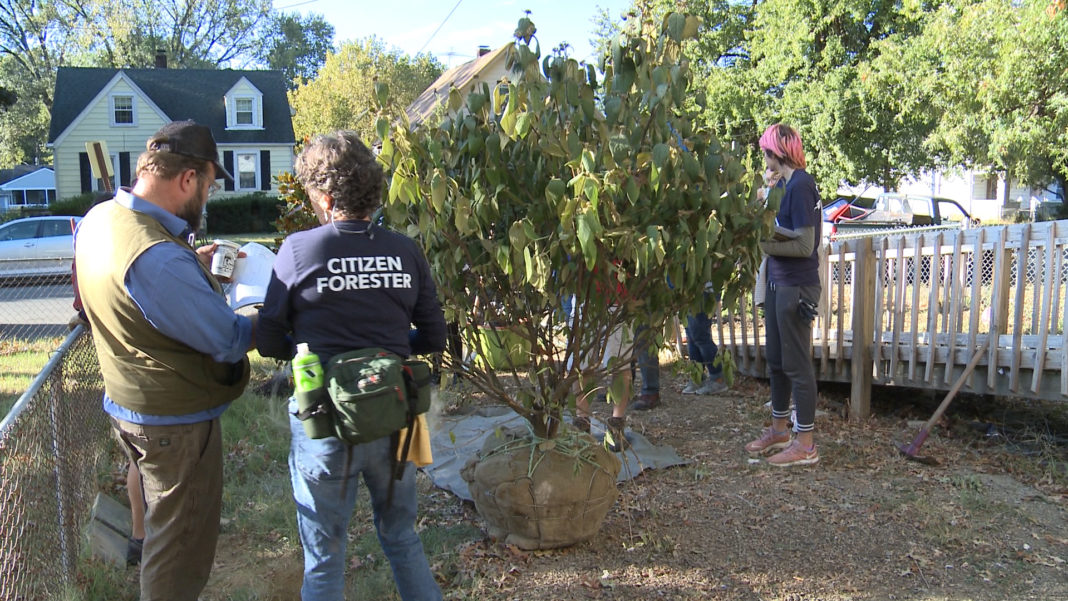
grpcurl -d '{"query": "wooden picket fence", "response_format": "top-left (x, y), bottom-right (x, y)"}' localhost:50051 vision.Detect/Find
top-left (717, 220), bottom-right (1068, 418)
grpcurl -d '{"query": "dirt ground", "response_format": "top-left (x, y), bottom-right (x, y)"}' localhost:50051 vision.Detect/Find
top-left (205, 370), bottom-right (1067, 601)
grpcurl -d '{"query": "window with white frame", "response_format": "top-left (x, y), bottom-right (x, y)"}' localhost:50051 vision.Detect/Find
top-left (236, 152), bottom-right (258, 190)
top-left (235, 97), bottom-right (255, 125)
top-left (6, 189), bottom-right (53, 207)
top-left (111, 94), bottom-right (135, 125)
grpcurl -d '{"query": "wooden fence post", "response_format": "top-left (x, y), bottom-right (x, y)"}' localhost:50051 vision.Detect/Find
top-left (850, 237), bottom-right (876, 420)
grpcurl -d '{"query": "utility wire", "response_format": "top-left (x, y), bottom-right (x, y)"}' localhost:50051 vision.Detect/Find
top-left (416, 0), bottom-right (464, 56)
top-left (274, 0), bottom-right (323, 10)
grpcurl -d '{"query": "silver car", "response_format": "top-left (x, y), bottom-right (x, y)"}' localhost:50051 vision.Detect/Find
top-left (0, 216), bottom-right (80, 279)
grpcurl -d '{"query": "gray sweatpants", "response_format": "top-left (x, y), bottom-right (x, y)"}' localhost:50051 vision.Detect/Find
top-left (764, 283), bottom-right (820, 432)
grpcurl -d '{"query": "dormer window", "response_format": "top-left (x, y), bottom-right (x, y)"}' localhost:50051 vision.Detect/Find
top-left (225, 83), bottom-right (263, 130)
top-left (235, 97), bottom-right (255, 125)
top-left (110, 94), bottom-right (135, 126)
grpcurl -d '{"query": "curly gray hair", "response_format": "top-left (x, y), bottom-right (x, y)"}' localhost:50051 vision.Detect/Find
top-left (295, 131), bottom-right (383, 219)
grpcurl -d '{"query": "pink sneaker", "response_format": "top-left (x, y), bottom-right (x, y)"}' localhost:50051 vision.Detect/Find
top-left (744, 427), bottom-right (791, 455)
top-left (767, 440), bottom-right (819, 467)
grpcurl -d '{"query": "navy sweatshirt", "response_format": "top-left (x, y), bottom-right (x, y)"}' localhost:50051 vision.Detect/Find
top-left (256, 219), bottom-right (446, 363)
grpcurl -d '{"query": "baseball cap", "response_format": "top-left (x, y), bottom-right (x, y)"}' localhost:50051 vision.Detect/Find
top-left (146, 120), bottom-right (234, 182)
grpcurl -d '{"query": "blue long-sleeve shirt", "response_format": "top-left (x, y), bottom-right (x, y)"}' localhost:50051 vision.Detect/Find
top-left (83, 189), bottom-right (253, 425)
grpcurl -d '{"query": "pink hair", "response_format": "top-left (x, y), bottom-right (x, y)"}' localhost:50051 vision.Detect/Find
top-left (759, 123), bottom-right (806, 170)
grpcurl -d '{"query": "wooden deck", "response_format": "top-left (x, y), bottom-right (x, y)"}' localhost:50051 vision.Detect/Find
top-left (717, 220), bottom-right (1068, 417)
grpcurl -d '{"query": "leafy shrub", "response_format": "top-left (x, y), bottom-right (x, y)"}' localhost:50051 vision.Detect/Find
top-left (206, 192), bottom-right (283, 234)
top-left (273, 172), bottom-right (318, 238)
top-left (48, 192), bottom-right (101, 217)
top-left (0, 206), bottom-right (49, 223)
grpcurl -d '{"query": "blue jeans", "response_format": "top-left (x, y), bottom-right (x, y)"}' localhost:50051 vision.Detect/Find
top-left (685, 313), bottom-right (722, 380)
top-left (634, 325), bottom-right (659, 394)
top-left (288, 398), bottom-right (442, 601)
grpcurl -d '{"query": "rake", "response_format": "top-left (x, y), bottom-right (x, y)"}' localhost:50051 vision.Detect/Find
top-left (897, 336), bottom-right (991, 465)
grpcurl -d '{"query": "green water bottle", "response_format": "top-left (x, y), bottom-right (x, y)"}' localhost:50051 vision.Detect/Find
top-left (292, 343), bottom-right (333, 439)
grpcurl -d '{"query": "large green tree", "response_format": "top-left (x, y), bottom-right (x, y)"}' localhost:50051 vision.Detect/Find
top-left (0, 0), bottom-right (285, 168)
top-left (258, 12), bottom-right (334, 89)
top-left (62, 0), bottom-right (273, 68)
top-left (878, 0), bottom-right (1068, 196)
top-left (668, 0), bottom-right (944, 194)
top-left (288, 37), bottom-right (442, 145)
top-left (0, 56), bottom-right (51, 165)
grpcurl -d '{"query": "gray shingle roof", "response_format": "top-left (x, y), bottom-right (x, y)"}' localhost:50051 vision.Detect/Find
top-left (0, 165), bottom-right (50, 186)
top-left (48, 67), bottom-right (294, 144)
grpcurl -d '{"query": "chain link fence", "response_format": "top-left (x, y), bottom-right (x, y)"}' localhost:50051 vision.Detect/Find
top-left (0, 257), bottom-right (76, 354)
top-left (0, 325), bottom-right (107, 600)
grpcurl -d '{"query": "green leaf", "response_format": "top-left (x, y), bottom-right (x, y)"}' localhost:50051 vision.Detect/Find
top-left (509, 221), bottom-right (526, 248)
top-left (604, 96), bottom-right (622, 126)
top-left (500, 93), bottom-right (518, 137)
top-left (577, 212), bottom-right (597, 270)
top-left (516, 112), bottom-right (534, 138)
top-left (388, 171), bottom-right (405, 202)
top-left (683, 154), bottom-right (701, 180)
top-left (667, 13), bottom-right (686, 43)
top-left (375, 117), bottom-right (389, 141)
top-left (652, 143), bottom-right (670, 169)
top-left (448, 87), bottom-right (463, 112)
top-left (524, 246), bottom-right (534, 283)
top-left (374, 81), bottom-right (389, 106)
top-left (455, 196), bottom-right (472, 235)
top-left (580, 149), bottom-right (596, 173)
top-left (466, 92), bottom-right (487, 114)
top-left (545, 178), bottom-right (566, 202)
top-left (430, 172), bottom-right (446, 212)
top-left (626, 177), bottom-right (639, 203)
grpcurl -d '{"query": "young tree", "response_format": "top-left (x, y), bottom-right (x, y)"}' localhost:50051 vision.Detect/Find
top-left (288, 37), bottom-right (442, 145)
top-left (374, 11), bottom-right (767, 439)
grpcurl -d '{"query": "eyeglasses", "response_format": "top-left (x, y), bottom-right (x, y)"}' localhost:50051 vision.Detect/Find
top-left (208, 182), bottom-right (222, 198)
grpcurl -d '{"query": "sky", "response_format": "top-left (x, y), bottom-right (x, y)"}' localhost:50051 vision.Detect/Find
top-left (271, 0), bottom-right (634, 68)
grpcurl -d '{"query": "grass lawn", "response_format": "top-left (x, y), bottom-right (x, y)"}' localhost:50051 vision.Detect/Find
top-left (0, 336), bottom-right (65, 417)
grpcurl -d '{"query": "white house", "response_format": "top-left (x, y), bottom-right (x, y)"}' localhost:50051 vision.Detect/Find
top-left (406, 44), bottom-right (512, 127)
top-left (840, 169), bottom-right (1063, 222)
top-left (0, 166), bottom-right (55, 212)
top-left (46, 60), bottom-right (295, 202)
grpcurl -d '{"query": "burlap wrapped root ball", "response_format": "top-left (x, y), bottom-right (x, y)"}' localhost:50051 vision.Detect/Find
top-left (461, 426), bottom-right (621, 550)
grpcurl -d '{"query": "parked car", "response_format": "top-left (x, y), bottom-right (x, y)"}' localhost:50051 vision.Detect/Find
top-left (0, 216), bottom-right (80, 280)
top-left (823, 195), bottom-right (876, 240)
top-left (832, 193), bottom-right (977, 235)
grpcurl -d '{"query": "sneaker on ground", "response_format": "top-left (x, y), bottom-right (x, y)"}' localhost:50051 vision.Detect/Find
top-left (603, 417), bottom-right (630, 452)
top-left (681, 380), bottom-right (702, 395)
top-left (744, 427), bottom-right (791, 455)
top-left (694, 379), bottom-right (728, 395)
top-left (631, 392), bottom-right (660, 411)
top-left (767, 439), bottom-right (819, 467)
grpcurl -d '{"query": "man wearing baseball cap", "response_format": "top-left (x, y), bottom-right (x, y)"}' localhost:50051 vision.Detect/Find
top-left (75, 120), bottom-right (254, 600)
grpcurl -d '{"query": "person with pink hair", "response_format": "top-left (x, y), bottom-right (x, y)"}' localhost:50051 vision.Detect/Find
top-left (745, 123), bottom-right (822, 466)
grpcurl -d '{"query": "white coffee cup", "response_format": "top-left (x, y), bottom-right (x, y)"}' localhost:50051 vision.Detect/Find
top-left (210, 239), bottom-right (241, 279)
